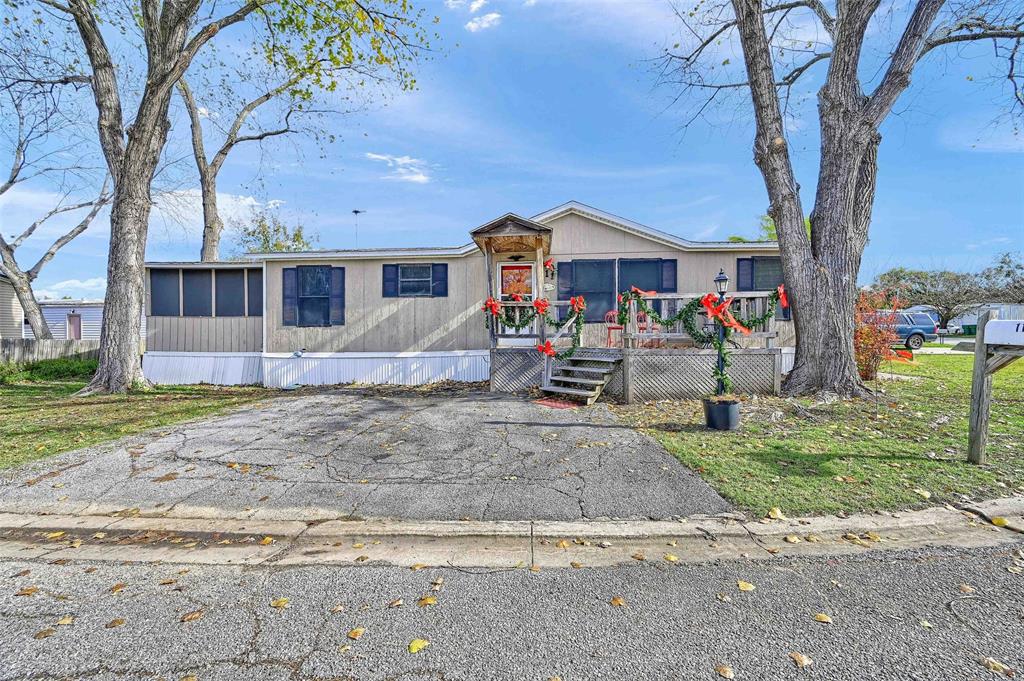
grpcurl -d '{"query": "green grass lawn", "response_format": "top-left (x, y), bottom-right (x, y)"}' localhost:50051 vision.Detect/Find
top-left (612, 354), bottom-right (1024, 517)
top-left (0, 379), bottom-right (272, 470)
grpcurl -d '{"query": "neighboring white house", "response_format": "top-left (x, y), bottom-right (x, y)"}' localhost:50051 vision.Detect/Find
top-left (22, 300), bottom-right (104, 340)
top-left (906, 303), bottom-right (1024, 331)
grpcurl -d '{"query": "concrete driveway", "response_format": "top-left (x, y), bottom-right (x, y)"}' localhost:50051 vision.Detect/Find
top-left (0, 389), bottom-right (730, 522)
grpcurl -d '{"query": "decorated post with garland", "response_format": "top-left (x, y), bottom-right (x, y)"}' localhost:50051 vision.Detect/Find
top-left (481, 295), bottom-right (587, 362)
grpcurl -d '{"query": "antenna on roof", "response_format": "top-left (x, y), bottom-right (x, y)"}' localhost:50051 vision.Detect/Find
top-left (352, 209), bottom-right (365, 248)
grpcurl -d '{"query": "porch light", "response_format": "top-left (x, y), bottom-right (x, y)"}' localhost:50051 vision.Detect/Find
top-left (714, 268), bottom-right (729, 295)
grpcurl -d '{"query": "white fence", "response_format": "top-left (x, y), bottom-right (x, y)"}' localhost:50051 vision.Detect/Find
top-left (262, 350), bottom-right (490, 388)
top-left (143, 352), bottom-right (263, 385)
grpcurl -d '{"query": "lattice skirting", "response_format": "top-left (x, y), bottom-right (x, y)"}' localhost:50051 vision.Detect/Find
top-left (624, 348), bottom-right (780, 402)
top-left (490, 349), bottom-right (544, 393)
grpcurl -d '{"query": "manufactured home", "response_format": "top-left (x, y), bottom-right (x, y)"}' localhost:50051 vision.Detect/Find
top-left (0, 274), bottom-right (23, 340)
top-left (22, 300), bottom-right (107, 340)
top-left (143, 201), bottom-right (793, 400)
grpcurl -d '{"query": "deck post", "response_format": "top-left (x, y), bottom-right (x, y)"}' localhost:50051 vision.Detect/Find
top-left (622, 348), bottom-right (634, 404)
top-left (968, 310), bottom-right (996, 464)
top-left (484, 242), bottom-right (496, 348)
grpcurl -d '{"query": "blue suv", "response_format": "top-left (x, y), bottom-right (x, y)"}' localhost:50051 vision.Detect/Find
top-left (894, 312), bottom-right (939, 350)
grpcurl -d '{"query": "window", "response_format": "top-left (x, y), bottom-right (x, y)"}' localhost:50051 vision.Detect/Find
top-left (215, 270), bottom-right (245, 317)
top-left (247, 269), bottom-right (263, 317)
top-left (151, 269), bottom-right (180, 316)
top-left (618, 259), bottom-right (677, 316)
top-left (282, 266), bottom-right (345, 327)
top-left (737, 256), bottom-right (790, 320)
top-left (910, 313), bottom-right (935, 326)
top-left (382, 263), bottom-right (448, 298)
top-left (182, 270), bottom-right (212, 317)
top-left (559, 259), bottom-right (615, 323)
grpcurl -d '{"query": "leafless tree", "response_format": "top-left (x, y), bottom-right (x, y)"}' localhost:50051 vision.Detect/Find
top-left (0, 24), bottom-right (110, 340)
top-left (24, 0), bottom-right (430, 393)
top-left (657, 0), bottom-right (1023, 396)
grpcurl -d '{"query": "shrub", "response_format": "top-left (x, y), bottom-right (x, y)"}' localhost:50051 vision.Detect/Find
top-left (855, 290), bottom-right (901, 381)
top-left (0, 358), bottom-right (98, 384)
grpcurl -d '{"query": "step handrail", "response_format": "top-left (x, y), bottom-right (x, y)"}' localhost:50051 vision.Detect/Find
top-left (543, 311), bottom-right (580, 388)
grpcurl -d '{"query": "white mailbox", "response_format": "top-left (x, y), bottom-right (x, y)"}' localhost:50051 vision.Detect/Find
top-left (984, 320), bottom-right (1024, 346)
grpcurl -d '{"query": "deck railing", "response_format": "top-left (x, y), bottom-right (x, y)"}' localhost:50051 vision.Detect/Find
top-left (622, 291), bottom-right (780, 349)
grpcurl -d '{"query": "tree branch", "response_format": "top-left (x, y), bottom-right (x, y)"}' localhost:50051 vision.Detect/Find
top-left (208, 76), bottom-right (302, 176)
top-left (26, 178), bottom-right (111, 281)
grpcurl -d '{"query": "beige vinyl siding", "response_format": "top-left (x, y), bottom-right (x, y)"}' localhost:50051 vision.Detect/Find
top-left (145, 316), bottom-right (263, 352)
top-left (0, 279), bottom-right (24, 340)
top-left (264, 255), bottom-right (490, 353)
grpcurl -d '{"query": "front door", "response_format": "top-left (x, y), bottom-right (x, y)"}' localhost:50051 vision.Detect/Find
top-left (66, 314), bottom-right (82, 340)
top-left (497, 262), bottom-right (536, 339)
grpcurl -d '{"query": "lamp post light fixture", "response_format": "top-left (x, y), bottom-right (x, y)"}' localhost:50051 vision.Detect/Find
top-left (714, 268), bottom-right (729, 396)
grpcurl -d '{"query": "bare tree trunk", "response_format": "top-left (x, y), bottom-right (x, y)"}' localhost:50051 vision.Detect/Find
top-left (2, 267), bottom-right (52, 339)
top-left (199, 169), bottom-right (223, 261)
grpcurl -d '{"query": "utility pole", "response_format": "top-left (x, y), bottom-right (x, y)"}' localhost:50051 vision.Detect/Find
top-left (352, 209), bottom-right (365, 248)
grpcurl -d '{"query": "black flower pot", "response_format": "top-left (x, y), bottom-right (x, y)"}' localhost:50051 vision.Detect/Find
top-left (703, 398), bottom-right (740, 431)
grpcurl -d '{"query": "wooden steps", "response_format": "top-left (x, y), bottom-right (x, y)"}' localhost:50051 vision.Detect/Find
top-left (542, 353), bottom-right (622, 406)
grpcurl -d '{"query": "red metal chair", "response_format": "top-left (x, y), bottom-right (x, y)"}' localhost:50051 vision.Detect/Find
top-left (604, 310), bottom-right (623, 348)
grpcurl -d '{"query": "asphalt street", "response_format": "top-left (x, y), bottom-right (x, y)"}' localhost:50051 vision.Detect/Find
top-left (0, 389), bottom-right (729, 522)
top-left (2, 541), bottom-right (1022, 680)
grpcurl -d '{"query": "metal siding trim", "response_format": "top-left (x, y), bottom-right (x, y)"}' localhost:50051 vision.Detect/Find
top-left (142, 352), bottom-right (263, 385)
top-left (261, 351), bottom-right (490, 387)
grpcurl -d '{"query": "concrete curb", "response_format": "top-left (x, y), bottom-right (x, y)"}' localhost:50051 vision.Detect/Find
top-left (1, 497), bottom-right (1020, 569)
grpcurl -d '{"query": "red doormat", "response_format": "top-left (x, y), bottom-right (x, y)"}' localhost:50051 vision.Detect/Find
top-left (533, 397), bottom-right (580, 409)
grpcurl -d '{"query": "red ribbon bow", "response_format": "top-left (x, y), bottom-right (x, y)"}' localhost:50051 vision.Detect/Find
top-left (569, 296), bottom-right (586, 314)
top-left (777, 284), bottom-right (789, 309)
top-left (701, 293), bottom-right (751, 335)
top-left (536, 340), bottom-right (557, 357)
top-left (482, 297), bottom-right (501, 317)
top-left (510, 293), bottom-right (523, 302)
top-left (543, 258), bottom-right (554, 271)
top-left (630, 285), bottom-right (657, 297)
top-left (533, 298), bottom-right (550, 315)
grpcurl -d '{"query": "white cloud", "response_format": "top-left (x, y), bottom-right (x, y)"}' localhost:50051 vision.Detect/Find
top-left (465, 12), bottom-right (501, 32)
top-left (444, 0), bottom-right (466, 7)
top-left (523, 0), bottom-right (537, 6)
top-left (469, 0), bottom-right (487, 12)
top-left (34, 276), bottom-right (107, 301)
top-left (364, 152), bottom-right (432, 184)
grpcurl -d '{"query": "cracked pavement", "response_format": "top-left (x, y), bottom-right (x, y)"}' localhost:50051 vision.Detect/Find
top-left (0, 388), bottom-right (730, 521)
top-left (1, 541), bottom-right (1022, 680)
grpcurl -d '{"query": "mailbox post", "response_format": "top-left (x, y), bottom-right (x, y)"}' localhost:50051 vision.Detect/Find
top-left (967, 310), bottom-right (1024, 464)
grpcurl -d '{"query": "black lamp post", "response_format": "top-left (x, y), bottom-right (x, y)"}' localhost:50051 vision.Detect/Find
top-left (713, 268), bottom-right (729, 396)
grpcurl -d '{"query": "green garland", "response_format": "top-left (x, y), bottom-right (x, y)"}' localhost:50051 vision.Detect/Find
top-left (617, 289), bottom-right (785, 394)
top-left (483, 300), bottom-right (586, 360)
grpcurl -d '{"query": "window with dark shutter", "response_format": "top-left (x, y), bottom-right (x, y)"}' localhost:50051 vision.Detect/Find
top-left (150, 269), bottom-right (180, 316)
top-left (182, 269), bottom-right (212, 317)
top-left (247, 269), bottom-right (263, 317)
top-left (297, 265), bottom-right (331, 326)
top-left (431, 263), bottom-right (448, 297)
top-left (382, 264), bottom-right (400, 298)
top-left (571, 260), bottom-right (615, 323)
top-left (282, 268), bottom-right (298, 326)
top-left (215, 270), bottom-right (245, 317)
top-left (618, 259), bottom-right (661, 293)
top-left (738, 256), bottom-right (789, 320)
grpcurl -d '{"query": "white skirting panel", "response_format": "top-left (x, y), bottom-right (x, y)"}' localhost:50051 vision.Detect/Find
top-left (781, 347), bottom-right (796, 374)
top-left (143, 352), bottom-right (264, 386)
top-left (261, 350), bottom-right (490, 388)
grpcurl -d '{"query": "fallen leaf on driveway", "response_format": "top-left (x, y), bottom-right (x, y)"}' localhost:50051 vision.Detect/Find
top-left (767, 507), bottom-right (786, 520)
top-left (33, 628), bottom-right (55, 640)
top-left (737, 580), bottom-right (756, 592)
top-left (408, 638), bottom-right (430, 653)
top-left (180, 610), bottom-right (204, 623)
top-left (813, 613), bottom-right (832, 623)
top-left (109, 583), bottom-right (126, 594)
top-left (609, 596), bottom-right (626, 607)
top-left (431, 577), bottom-right (444, 591)
top-left (920, 619), bottom-right (933, 629)
top-left (387, 598), bottom-right (403, 608)
top-left (959, 584), bottom-right (976, 594)
top-left (259, 536), bottom-right (274, 545)
top-left (43, 531), bottom-right (65, 540)
top-left (270, 597), bottom-right (290, 609)
top-left (153, 472), bottom-right (178, 483)
top-left (913, 488), bottom-right (931, 500)
top-left (570, 561), bottom-right (583, 569)
top-left (714, 663), bottom-right (735, 679)
top-left (159, 579), bottom-right (176, 586)
top-left (354, 555), bottom-right (369, 563)
top-left (555, 539), bottom-right (570, 549)
top-left (991, 517), bottom-right (1009, 527)
top-left (56, 615), bottom-right (74, 626)
top-left (981, 657), bottom-right (1014, 676)
top-left (663, 553), bottom-right (679, 563)
top-left (788, 652), bottom-right (813, 668)
top-left (410, 563), bottom-right (427, 571)
top-left (16, 586), bottom-right (39, 597)
top-left (105, 618), bottom-right (125, 629)
top-left (529, 565), bottom-right (541, 573)
top-left (347, 627), bottom-right (365, 640)
top-left (631, 552), bottom-right (646, 561)
top-left (784, 535), bottom-right (801, 544)
top-left (417, 595), bottom-right (437, 608)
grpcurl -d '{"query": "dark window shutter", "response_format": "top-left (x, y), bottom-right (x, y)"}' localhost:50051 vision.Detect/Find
top-left (736, 258), bottom-right (754, 292)
top-left (282, 267), bottom-right (297, 326)
top-left (382, 264), bottom-right (399, 298)
top-left (246, 269), bottom-right (263, 317)
top-left (660, 259), bottom-right (677, 292)
top-left (330, 267), bottom-right (345, 325)
top-left (431, 263), bottom-right (448, 297)
top-left (557, 261), bottom-right (574, 299)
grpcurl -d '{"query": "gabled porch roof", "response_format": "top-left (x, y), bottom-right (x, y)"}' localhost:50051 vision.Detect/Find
top-left (470, 213), bottom-right (552, 254)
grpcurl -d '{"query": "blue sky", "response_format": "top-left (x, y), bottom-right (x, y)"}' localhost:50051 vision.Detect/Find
top-left (1, 0), bottom-right (1021, 300)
